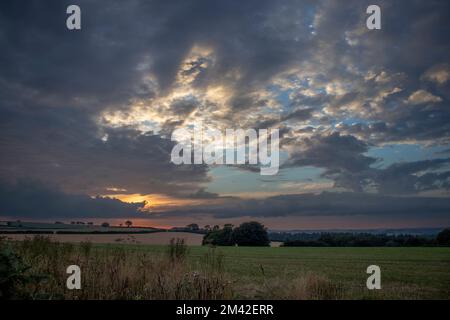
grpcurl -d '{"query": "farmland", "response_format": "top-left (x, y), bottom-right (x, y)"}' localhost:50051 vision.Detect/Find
top-left (4, 232), bottom-right (204, 246)
top-left (109, 244), bottom-right (450, 299)
top-left (1, 235), bottom-right (449, 300)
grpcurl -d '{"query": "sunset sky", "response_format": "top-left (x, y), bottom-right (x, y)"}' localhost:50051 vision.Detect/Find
top-left (1, 0), bottom-right (450, 230)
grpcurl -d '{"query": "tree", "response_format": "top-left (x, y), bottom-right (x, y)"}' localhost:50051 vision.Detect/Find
top-left (202, 225), bottom-right (234, 246)
top-left (125, 220), bottom-right (132, 228)
top-left (101, 222), bottom-right (110, 228)
top-left (437, 228), bottom-right (450, 246)
top-left (186, 223), bottom-right (199, 231)
top-left (232, 221), bottom-right (270, 247)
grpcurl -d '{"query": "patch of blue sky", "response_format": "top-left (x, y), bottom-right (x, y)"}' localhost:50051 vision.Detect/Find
top-left (139, 119), bottom-right (161, 133)
top-left (206, 165), bottom-right (328, 195)
top-left (305, 4), bottom-right (317, 35)
top-left (367, 143), bottom-right (450, 168)
top-left (275, 89), bottom-right (292, 109)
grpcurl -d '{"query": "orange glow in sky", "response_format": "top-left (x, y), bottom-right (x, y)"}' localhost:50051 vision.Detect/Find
top-left (102, 193), bottom-right (207, 212)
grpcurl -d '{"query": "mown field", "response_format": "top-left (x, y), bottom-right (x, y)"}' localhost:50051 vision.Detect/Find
top-left (2, 236), bottom-right (449, 300)
top-left (104, 244), bottom-right (450, 299)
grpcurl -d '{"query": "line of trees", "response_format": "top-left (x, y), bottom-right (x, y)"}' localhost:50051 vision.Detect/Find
top-left (282, 228), bottom-right (450, 247)
top-left (202, 221), bottom-right (270, 247)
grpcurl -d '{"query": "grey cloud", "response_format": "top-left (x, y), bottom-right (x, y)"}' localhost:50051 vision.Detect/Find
top-left (0, 179), bottom-right (145, 219)
top-left (0, 0), bottom-right (320, 196)
top-left (154, 191), bottom-right (450, 220)
top-left (187, 188), bottom-right (220, 199)
top-left (0, 103), bottom-right (210, 195)
top-left (287, 132), bottom-right (377, 173)
top-left (285, 132), bottom-right (450, 194)
top-left (332, 158), bottom-right (450, 195)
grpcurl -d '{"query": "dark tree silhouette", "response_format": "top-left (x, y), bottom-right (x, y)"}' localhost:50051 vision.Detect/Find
top-left (186, 223), bottom-right (199, 231)
top-left (437, 228), bottom-right (450, 246)
top-left (203, 224), bottom-right (234, 246)
top-left (125, 220), bottom-right (132, 228)
top-left (232, 221), bottom-right (270, 247)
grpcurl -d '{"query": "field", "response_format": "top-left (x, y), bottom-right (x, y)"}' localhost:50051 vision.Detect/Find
top-left (108, 244), bottom-right (450, 299)
top-left (1, 235), bottom-right (449, 300)
top-left (4, 232), bottom-right (205, 246)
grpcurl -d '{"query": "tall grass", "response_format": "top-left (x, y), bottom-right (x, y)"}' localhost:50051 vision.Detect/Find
top-left (1, 236), bottom-right (233, 300)
top-left (167, 238), bottom-right (188, 263)
top-left (260, 273), bottom-right (344, 300)
top-left (0, 236), bottom-right (343, 300)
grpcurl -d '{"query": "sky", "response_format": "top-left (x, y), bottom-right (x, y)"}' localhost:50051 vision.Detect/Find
top-left (0, 0), bottom-right (450, 230)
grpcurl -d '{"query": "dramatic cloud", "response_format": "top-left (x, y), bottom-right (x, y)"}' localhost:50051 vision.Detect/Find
top-left (0, 179), bottom-right (145, 219)
top-left (0, 0), bottom-right (449, 226)
top-left (286, 132), bottom-right (377, 173)
top-left (152, 191), bottom-right (450, 220)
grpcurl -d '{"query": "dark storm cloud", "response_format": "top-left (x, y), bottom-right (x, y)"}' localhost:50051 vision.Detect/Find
top-left (306, 0), bottom-right (450, 144)
top-left (0, 0), bottom-right (317, 196)
top-left (0, 0), bottom-right (320, 111)
top-left (285, 133), bottom-right (450, 194)
top-left (0, 179), bottom-right (145, 219)
top-left (153, 191), bottom-right (450, 220)
top-left (169, 97), bottom-right (199, 117)
top-left (287, 132), bottom-right (377, 173)
top-left (0, 0), bottom-right (154, 107)
top-left (0, 99), bottom-right (210, 195)
top-left (357, 158), bottom-right (450, 195)
top-left (328, 157), bottom-right (450, 195)
top-left (187, 188), bottom-right (220, 199)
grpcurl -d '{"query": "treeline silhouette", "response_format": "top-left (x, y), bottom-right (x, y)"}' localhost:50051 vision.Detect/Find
top-left (280, 229), bottom-right (450, 247)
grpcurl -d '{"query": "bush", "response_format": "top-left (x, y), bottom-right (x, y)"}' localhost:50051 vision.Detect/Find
top-left (0, 244), bottom-right (31, 299)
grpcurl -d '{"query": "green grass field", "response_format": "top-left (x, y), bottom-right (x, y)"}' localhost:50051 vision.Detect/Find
top-left (3, 236), bottom-right (450, 300)
top-left (95, 244), bottom-right (450, 299)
